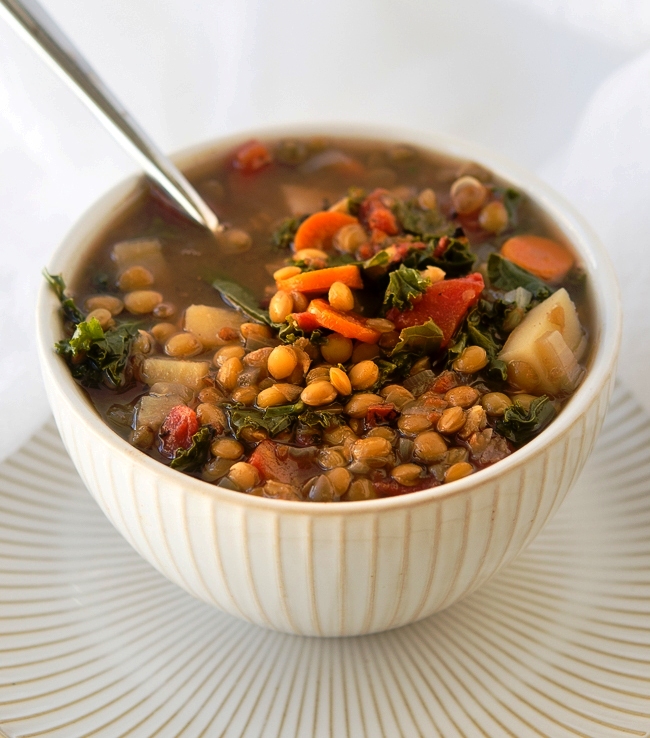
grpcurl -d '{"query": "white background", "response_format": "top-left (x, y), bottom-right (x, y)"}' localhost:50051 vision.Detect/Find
top-left (1, 0), bottom-right (649, 461)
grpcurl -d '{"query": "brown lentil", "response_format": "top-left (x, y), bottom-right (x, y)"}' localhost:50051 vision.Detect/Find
top-left (417, 187), bottom-right (437, 210)
top-left (86, 308), bottom-right (114, 330)
top-left (211, 438), bottom-right (244, 459)
top-left (391, 463), bottom-right (423, 486)
top-left (151, 322), bottom-right (178, 344)
top-left (165, 332), bottom-right (203, 358)
top-left (213, 345), bottom-right (246, 366)
top-left (329, 367), bottom-right (352, 396)
top-left (481, 392), bottom-right (513, 416)
top-left (445, 462), bottom-right (474, 483)
top-left (256, 385), bottom-right (287, 408)
top-left (118, 265), bottom-right (154, 292)
top-left (268, 345), bottom-right (298, 379)
top-left (291, 290), bottom-right (309, 312)
top-left (450, 175), bottom-right (487, 214)
top-left (228, 462), bottom-right (260, 491)
top-left (152, 301), bottom-right (176, 319)
top-left (346, 479), bottom-right (377, 501)
top-left (344, 393), bottom-right (383, 418)
top-left (320, 333), bottom-right (353, 364)
top-left (300, 381), bottom-right (337, 407)
top-left (437, 406), bottom-right (466, 434)
top-left (269, 290), bottom-right (294, 323)
top-left (85, 295), bottom-right (124, 315)
top-left (398, 415), bottom-right (433, 434)
top-left (413, 431), bottom-right (447, 463)
top-left (217, 356), bottom-right (243, 391)
top-left (445, 386), bottom-right (479, 408)
top-left (231, 386), bottom-right (258, 405)
top-left (352, 437), bottom-right (392, 461)
top-left (124, 290), bottom-right (163, 314)
top-left (453, 345), bottom-right (488, 374)
top-left (328, 281), bottom-right (355, 312)
top-left (273, 265), bottom-right (301, 281)
top-left (196, 403), bottom-right (227, 432)
top-left (458, 405), bottom-right (487, 439)
top-left (326, 467), bottom-right (352, 496)
top-left (351, 342), bottom-right (381, 363)
top-left (349, 360), bottom-right (379, 390)
top-left (478, 200), bottom-right (508, 233)
top-left (365, 318), bottom-right (395, 334)
top-left (507, 360), bottom-right (540, 392)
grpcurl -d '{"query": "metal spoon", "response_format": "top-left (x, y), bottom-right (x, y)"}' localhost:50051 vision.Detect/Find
top-left (0, 0), bottom-right (221, 234)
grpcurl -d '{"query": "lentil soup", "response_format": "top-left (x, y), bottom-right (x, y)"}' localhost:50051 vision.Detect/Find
top-left (47, 136), bottom-right (590, 502)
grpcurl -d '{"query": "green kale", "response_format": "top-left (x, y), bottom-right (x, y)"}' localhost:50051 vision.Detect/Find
top-left (502, 187), bottom-right (521, 222)
top-left (391, 320), bottom-right (443, 357)
top-left (270, 215), bottom-right (308, 250)
top-left (55, 318), bottom-right (139, 388)
top-left (394, 200), bottom-right (445, 239)
top-left (44, 270), bottom-right (85, 325)
top-left (277, 315), bottom-right (325, 345)
top-left (170, 426), bottom-right (213, 472)
top-left (227, 402), bottom-right (301, 438)
top-left (212, 276), bottom-right (271, 325)
top-left (465, 305), bottom-right (508, 381)
top-left (401, 236), bottom-right (476, 277)
top-left (299, 406), bottom-right (344, 428)
top-left (487, 254), bottom-right (552, 300)
top-left (346, 187), bottom-right (367, 217)
top-left (383, 265), bottom-right (429, 312)
top-left (495, 396), bottom-right (556, 446)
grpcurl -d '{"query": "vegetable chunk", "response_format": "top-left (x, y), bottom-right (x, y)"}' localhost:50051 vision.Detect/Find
top-left (501, 235), bottom-right (574, 283)
top-left (293, 211), bottom-right (359, 252)
top-left (277, 264), bottom-right (363, 293)
top-left (307, 299), bottom-right (381, 343)
top-left (499, 288), bottom-right (585, 395)
top-left (387, 273), bottom-right (484, 347)
top-left (141, 357), bottom-right (210, 390)
top-left (184, 304), bottom-right (244, 348)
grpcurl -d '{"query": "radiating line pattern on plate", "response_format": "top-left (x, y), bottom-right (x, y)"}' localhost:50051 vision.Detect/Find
top-left (0, 385), bottom-right (648, 737)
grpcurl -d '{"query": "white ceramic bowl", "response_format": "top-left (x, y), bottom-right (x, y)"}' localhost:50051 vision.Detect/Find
top-left (36, 124), bottom-right (621, 636)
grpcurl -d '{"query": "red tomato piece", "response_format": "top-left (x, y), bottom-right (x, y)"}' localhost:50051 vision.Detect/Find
top-left (159, 406), bottom-right (199, 458)
top-left (430, 370), bottom-right (458, 395)
top-left (387, 273), bottom-right (484, 347)
top-left (359, 189), bottom-right (399, 236)
top-left (289, 312), bottom-right (322, 332)
top-left (249, 441), bottom-right (320, 486)
top-left (232, 139), bottom-right (272, 173)
top-left (366, 404), bottom-right (398, 427)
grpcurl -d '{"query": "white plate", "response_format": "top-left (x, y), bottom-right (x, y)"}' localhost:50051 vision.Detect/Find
top-left (0, 384), bottom-right (648, 738)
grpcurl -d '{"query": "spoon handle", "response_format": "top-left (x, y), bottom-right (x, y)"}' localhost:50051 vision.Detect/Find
top-left (0, 0), bottom-right (220, 233)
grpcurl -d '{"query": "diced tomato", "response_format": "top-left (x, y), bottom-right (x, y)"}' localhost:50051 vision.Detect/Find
top-left (430, 370), bottom-right (458, 395)
top-left (366, 404), bottom-right (398, 426)
top-left (371, 472), bottom-right (439, 497)
top-left (159, 406), bottom-right (199, 458)
top-left (387, 273), bottom-right (484, 347)
top-left (359, 189), bottom-right (399, 236)
top-left (249, 440), bottom-right (320, 486)
top-left (434, 236), bottom-right (450, 258)
top-left (289, 312), bottom-right (322, 332)
top-left (232, 139), bottom-right (272, 174)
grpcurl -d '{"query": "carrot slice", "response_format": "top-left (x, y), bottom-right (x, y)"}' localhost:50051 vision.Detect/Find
top-left (501, 235), bottom-right (574, 283)
top-left (293, 211), bottom-right (359, 252)
top-left (277, 264), bottom-right (363, 293)
top-left (307, 299), bottom-right (381, 343)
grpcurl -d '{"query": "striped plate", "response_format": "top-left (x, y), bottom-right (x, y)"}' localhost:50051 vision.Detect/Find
top-left (0, 384), bottom-right (648, 738)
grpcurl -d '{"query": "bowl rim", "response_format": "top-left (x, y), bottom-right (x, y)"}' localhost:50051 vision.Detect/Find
top-left (36, 121), bottom-right (622, 516)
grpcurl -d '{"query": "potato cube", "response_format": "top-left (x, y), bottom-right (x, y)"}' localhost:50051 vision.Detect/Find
top-left (141, 357), bottom-right (210, 390)
top-left (184, 304), bottom-right (244, 349)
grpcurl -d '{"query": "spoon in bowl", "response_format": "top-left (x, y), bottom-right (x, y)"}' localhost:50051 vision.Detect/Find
top-left (0, 0), bottom-right (221, 234)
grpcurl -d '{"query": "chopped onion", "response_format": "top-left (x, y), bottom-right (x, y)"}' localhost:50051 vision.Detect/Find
top-left (503, 286), bottom-right (532, 309)
top-left (535, 330), bottom-right (584, 394)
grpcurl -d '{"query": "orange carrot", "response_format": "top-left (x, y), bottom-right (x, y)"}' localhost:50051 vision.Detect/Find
top-left (501, 235), bottom-right (574, 283)
top-left (307, 299), bottom-right (380, 343)
top-left (277, 264), bottom-right (363, 293)
top-left (293, 211), bottom-right (359, 252)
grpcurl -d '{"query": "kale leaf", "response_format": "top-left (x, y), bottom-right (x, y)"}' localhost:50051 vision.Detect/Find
top-left (227, 402), bottom-right (301, 437)
top-left (277, 315), bottom-right (325, 345)
top-left (383, 265), bottom-right (429, 312)
top-left (44, 270), bottom-right (85, 325)
top-left (270, 215), bottom-right (308, 250)
top-left (212, 276), bottom-right (271, 325)
top-left (487, 254), bottom-right (552, 300)
top-left (495, 396), bottom-right (556, 446)
top-left (346, 187), bottom-right (367, 217)
top-left (465, 305), bottom-right (508, 381)
top-left (391, 319), bottom-right (443, 357)
top-left (394, 200), bottom-right (445, 239)
top-left (502, 187), bottom-right (521, 222)
top-left (170, 426), bottom-right (213, 472)
top-left (55, 318), bottom-right (139, 388)
top-left (299, 406), bottom-right (344, 428)
top-left (402, 237), bottom-right (476, 277)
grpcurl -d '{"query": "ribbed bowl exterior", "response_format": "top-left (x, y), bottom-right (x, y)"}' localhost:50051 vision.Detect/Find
top-left (42, 367), bottom-right (615, 636)
top-left (36, 124), bottom-right (621, 637)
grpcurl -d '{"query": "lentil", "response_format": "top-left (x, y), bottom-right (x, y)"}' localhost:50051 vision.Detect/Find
top-left (301, 381), bottom-right (337, 406)
top-left (453, 345), bottom-right (488, 373)
top-left (349, 361), bottom-right (379, 390)
top-left (321, 333), bottom-right (353, 364)
top-left (444, 462), bottom-right (474, 483)
top-left (329, 367), bottom-right (352, 395)
top-left (328, 281), bottom-right (355, 312)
